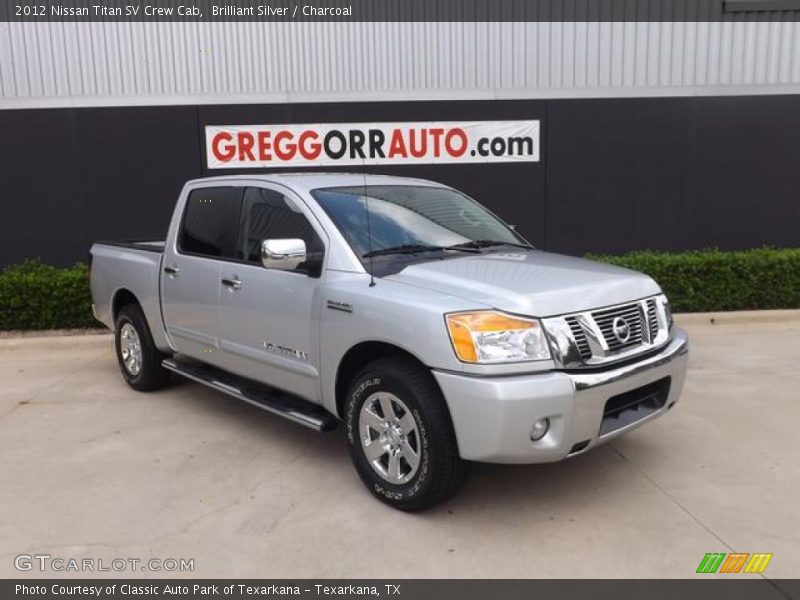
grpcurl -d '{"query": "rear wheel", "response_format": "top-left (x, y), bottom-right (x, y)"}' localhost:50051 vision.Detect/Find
top-left (114, 303), bottom-right (170, 391)
top-left (345, 357), bottom-right (469, 511)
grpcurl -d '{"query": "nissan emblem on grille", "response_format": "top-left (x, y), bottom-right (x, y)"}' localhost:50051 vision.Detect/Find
top-left (612, 316), bottom-right (631, 343)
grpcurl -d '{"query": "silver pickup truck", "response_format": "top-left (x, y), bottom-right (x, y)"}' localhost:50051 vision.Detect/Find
top-left (90, 173), bottom-right (688, 510)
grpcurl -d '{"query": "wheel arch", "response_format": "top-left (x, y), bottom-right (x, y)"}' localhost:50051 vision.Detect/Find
top-left (334, 341), bottom-right (436, 419)
top-left (112, 288), bottom-right (141, 320)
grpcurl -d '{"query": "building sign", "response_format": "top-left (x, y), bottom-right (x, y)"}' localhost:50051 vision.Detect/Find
top-left (206, 120), bottom-right (539, 169)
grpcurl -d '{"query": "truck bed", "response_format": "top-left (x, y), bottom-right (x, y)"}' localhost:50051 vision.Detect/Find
top-left (94, 239), bottom-right (165, 253)
top-left (89, 239), bottom-right (170, 351)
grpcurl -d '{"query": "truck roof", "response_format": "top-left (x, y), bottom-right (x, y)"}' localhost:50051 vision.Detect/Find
top-left (186, 173), bottom-right (445, 193)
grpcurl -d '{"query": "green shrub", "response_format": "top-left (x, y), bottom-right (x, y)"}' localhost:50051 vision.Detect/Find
top-left (588, 247), bottom-right (800, 313)
top-left (0, 260), bottom-right (97, 330)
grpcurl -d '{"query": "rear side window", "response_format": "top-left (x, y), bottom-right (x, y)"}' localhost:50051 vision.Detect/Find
top-left (179, 187), bottom-right (241, 258)
top-left (237, 187), bottom-right (323, 266)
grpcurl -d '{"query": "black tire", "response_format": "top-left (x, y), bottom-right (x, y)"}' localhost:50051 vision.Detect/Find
top-left (114, 303), bottom-right (170, 392)
top-left (345, 357), bottom-right (469, 511)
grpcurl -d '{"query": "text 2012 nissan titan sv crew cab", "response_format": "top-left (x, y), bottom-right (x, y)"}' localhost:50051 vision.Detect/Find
top-left (90, 174), bottom-right (689, 510)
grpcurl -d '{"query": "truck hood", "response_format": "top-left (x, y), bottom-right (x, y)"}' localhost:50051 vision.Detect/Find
top-left (385, 250), bottom-right (661, 317)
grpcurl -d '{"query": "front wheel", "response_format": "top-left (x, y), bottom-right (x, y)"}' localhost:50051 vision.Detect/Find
top-left (345, 357), bottom-right (469, 511)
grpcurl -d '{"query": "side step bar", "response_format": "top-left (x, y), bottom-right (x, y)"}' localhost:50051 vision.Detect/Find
top-left (162, 357), bottom-right (338, 432)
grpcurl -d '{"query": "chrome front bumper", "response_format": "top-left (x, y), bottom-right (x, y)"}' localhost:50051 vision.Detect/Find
top-left (434, 328), bottom-right (689, 463)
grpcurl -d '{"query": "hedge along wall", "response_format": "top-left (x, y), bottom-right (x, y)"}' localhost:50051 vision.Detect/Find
top-left (0, 261), bottom-right (96, 330)
top-left (589, 248), bottom-right (800, 313)
top-left (1, 248), bottom-right (799, 330)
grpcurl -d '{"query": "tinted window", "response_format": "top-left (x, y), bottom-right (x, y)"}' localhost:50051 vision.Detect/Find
top-left (179, 187), bottom-right (241, 258)
top-left (238, 187), bottom-right (323, 272)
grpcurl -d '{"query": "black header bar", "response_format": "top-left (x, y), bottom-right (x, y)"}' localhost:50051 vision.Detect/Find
top-left (3, 0), bottom-right (800, 22)
top-left (5, 579), bottom-right (800, 600)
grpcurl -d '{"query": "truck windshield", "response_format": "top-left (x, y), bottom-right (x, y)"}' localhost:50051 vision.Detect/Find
top-left (310, 185), bottom-right (529, 260)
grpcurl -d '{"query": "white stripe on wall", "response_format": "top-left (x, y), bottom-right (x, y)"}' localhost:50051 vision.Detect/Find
top-left (2, 21), bottom-right (800, 109)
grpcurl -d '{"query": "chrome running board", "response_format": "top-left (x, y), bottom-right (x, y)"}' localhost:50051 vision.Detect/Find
top-left (162, 356), bottom-right (337, 432)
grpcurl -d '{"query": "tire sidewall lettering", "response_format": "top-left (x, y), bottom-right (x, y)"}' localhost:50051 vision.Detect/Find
top-left (346, 377), bottom-right (380, 443)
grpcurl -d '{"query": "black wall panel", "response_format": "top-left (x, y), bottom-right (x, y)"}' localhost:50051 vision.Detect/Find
top-left (2, 109), bottom-right (82, 266)
top-left (0, 95), bottom-right (797, 268)
top-left (1, 106), bottom-right (201, 266)
top-left (546, 97), bottom-right (692, 255)
top-left (72, 106), bottom-right (203, 251)
top-left (689, 95), bottom-right (800, 250)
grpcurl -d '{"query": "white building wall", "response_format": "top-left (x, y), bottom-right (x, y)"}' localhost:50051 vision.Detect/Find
top-left (2, 20), bottom-right (800, 108)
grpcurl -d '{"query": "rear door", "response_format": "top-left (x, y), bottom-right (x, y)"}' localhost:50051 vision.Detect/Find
top-left (215, 184), bottom-right (327, 403)
top-left (161, 186), bottom-right (242, 360)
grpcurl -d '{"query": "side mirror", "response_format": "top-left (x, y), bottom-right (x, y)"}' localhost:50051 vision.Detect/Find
top-left (261, 239), bottom-right (306, 271)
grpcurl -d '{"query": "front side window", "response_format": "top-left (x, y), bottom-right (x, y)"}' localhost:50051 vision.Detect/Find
top-left (310, 185), bottom-right (526, 260)
top-left (179, 187), bottom-right (241, 258)
top-left (237, 187), bottom-right (323, 273)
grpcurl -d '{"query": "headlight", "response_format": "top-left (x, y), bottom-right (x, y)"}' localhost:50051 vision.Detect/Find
top-left (445, 311), bottom-right (551, 364)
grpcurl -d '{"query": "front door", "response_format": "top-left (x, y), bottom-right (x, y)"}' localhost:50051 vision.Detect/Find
top-left (216, 185), bottom-right (326, 403)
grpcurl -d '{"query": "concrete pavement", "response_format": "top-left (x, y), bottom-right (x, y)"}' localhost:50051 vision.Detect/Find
top-left (0, 314), bottom-right (798, 579)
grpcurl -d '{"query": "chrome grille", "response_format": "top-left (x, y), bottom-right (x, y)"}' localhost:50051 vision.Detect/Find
top-left (542, 295), bottom-right (671, 369)
top-left (565, 316), bottom-right (591, 360)
top-left (646, 298), bottom-right (658, 341)
top-left (592, 302), bottom-right (645, 352)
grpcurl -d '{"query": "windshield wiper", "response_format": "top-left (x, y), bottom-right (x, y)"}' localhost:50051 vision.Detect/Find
top-left (363, 244), bottom-right (480, 258)
top-left (446, 239), bottom-right (533, 251)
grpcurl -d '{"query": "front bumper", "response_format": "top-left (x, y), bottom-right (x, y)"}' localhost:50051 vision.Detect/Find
top-left (433, 327), bottom-right (689, 463)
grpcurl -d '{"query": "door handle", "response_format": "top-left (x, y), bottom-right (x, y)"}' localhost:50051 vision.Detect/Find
top-left (221, 277), bottom-right (243, 291)
top-left (164, 265), bottom-right (180, 277)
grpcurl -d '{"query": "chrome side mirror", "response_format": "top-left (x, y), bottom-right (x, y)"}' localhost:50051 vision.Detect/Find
top-left (260, 239), bottom-right (306, 271)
